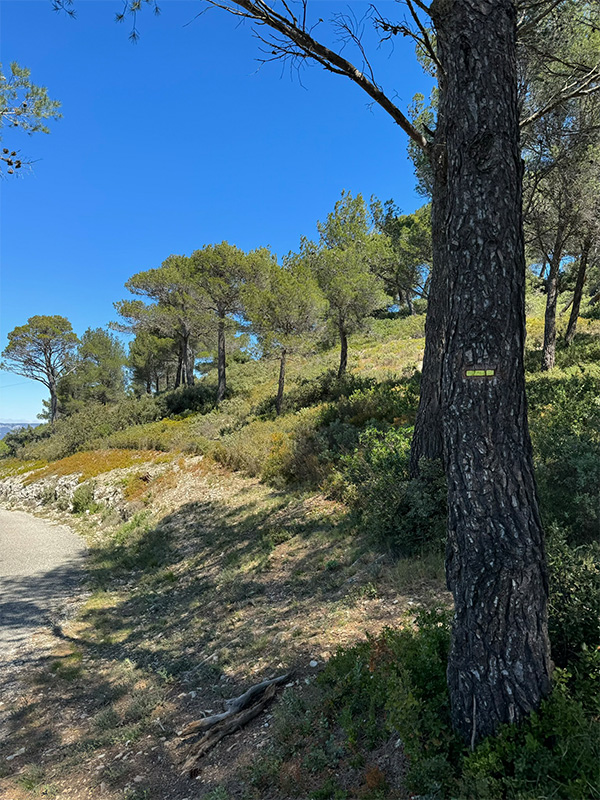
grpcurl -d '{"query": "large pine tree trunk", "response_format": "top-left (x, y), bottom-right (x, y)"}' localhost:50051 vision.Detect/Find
top-left (565, 240), bottom-right (590, 346)
top-left (216, 316), bottom-right (227, 404)
top-left (276, 348), bottom-right (287, 415)
top-left (434, 0), bottom-right (552, 744)
top-left (541, 235), bottom-right (564, 370)
top-left (409, 92), bottom-right (448, 477)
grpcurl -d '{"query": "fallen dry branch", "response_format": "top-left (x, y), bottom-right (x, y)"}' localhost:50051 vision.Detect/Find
top-left (182, 684), bottom-right (280, 777)
top-left (180, 673), bottom-right (291, 737)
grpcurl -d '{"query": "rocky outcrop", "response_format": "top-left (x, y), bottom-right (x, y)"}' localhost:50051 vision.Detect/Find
top-left (0, 472), bottom-right (126, 515)
top-left (0, 474), bottom-right (80, 510)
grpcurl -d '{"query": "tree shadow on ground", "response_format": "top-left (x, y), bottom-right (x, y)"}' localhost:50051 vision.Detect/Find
top-left (0, 488), bottom-right (406, 798)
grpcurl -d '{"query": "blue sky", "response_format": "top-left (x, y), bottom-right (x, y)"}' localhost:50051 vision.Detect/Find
top-left (0, 0), bottom-right (433, 421)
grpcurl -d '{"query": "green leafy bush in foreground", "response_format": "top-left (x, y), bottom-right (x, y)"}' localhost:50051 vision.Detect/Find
top-left (316, 602), bottom-right (600, 800)
top-left (547, 531), bottom-right (600, 667)
top-left (528, 369), bottom-right (600, 546)
top-left (331, 425), bottom-right (447, 555)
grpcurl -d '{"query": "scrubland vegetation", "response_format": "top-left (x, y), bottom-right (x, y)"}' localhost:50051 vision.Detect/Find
top-left (2, 1), bottom-right (600, 797)
top-left (1, 294), bottom-right (599, 799)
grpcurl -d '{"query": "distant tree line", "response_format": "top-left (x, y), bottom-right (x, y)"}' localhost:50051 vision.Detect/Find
top-left (1, 192), bottom-right (433, 423)
top-left (3, 166), bottom-right (600, 431)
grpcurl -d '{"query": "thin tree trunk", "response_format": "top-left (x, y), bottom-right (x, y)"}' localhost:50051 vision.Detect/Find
top-left (187, 345), bottom-right (195, 386)
top-left (565, 241), bottom-right (590, 345)
top-left (406, 294), bottom-right (415, 315)
top-left (146, 377), bottom-right (152, 394)
top-left (216, 315), bottom-right (227, 404)
top-left (559, 295), bottom-right (573, 316)
top-left (337, 325), bottom-right (348, 378)
top-left (541, 239), bottom-right (564, 370)
top-left (180, 332), bottom-right (194, 387)
top-left (275, 348), bottom-right (286, 415)
top-left (409, 99), bottom-right (448, 477)
top-left (175, 349), bottom-right (183, 389)
top-left (155, 376), bottom-right (160, 393)
top-left (49, 378), bottom-right (58, 424)
top-left (435, 0), bottom-right (551, 745)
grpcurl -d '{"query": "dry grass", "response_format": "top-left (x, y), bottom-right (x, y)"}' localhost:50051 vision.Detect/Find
top-left (24, 449), bottom-right (172, 484)
top-left (0, 456), bottom-right (448, 800)
top-left (0, 458), bottom-right (47, 480)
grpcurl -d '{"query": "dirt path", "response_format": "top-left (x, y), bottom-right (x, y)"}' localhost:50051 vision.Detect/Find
top-left (0, 508), bottom-right (86, 671)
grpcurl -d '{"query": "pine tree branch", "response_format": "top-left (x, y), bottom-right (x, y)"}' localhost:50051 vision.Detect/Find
top-left (517, 0), bottom-right (565, 38)
top-left (201, 0), bottom-right (430, 151)
top-left (520, 65), bottom-right (600, 129)
top-left (405, 0), bottom-right (441, 72)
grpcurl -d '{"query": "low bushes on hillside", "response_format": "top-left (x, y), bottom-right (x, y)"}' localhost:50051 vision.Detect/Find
top-left (528, 368), bottom-right (600, 545)
top-left (10, 395), bottom-right (163, 462)
top-left (547, 530), bottom-right (600, 667)
top-left (212, 406), bottom-right (325, 487)
top-left (283, 597), bottom-right (600, 800)
top-left (329, 425), bottom-right (447, 556)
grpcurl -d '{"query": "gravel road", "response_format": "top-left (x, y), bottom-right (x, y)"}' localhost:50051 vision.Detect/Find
top-left (0, 508), bottom-right (86, 670)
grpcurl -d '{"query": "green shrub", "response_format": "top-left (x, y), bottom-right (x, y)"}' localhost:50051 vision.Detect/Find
top-left (2, 424), bottom-right (49, 457)
top-left (460, 675), bottom-right (600, 800)
top-left (547, 532), bottom-right (600, 667)
top-left (156, 383), bottom-right (216, 416)
top-left (334, 425), bottom-right (447, 555)
top-left (71, 481), bottom-right (98, 514)
top-left (212, 406), bottom-right (325, 487)
top-left (318, 609), bottom-right (459, 781)
top-left (316, 607), bottom-right (600, 800)
top-left (528, 370), bottom-right (600, 545)
top-left (17, 395), bottom-right (163, 462)
top-left (254, 370), bottom-right (375, 416)
top-left (101, 417), bottom-right (208, 454)
top-left (318, 376), bottom-right (419, 430)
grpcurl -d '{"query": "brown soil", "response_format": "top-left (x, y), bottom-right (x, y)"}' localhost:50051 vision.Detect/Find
top-left (0, 455), bottom-right (448, 800)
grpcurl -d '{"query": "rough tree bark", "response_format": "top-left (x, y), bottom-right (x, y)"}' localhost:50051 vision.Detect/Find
top-left (216, 314), bottom-right (227, 404)
top-left (276, 347), bottom-right (287, 415)
top-left (435, 0), bottom-right (552, 744)
top-left (565, 240), bottom-right (590, 345)
top-left (541, 228), bottom-right (566, 371)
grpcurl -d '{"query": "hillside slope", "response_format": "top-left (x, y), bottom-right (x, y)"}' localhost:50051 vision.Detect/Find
top-left (1, 303), bottom-right (599, 799)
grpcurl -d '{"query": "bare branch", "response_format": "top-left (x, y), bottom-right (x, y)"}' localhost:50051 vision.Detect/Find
top-left (202, 0), bottom-right (429, 150)
top-left (405, 0), bottom-right (441, 72)
top-left (517, 0), bottom-right (564, 38)
top-left (521, 65), bottom-right (600, 129)
top-left (331, 7), bottom-right (377, 84)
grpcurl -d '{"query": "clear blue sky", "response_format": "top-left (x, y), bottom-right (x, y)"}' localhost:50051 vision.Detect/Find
top-left (0, 0), bottom-right (433, 421)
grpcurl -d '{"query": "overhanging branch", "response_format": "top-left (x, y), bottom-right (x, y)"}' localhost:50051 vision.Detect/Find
top-left (202, 0), bottom-right (430, 151)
